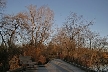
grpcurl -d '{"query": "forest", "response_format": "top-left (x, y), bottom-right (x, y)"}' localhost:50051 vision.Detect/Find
top-left (0, 0), bottom-right (108, 72)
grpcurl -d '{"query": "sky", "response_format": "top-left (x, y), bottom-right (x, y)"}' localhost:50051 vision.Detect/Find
top-left (5, 0), bottom-right (108, 37)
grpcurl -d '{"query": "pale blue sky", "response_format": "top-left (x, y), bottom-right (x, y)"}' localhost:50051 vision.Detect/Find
top-left (5, 0), bottom-right (108, 37)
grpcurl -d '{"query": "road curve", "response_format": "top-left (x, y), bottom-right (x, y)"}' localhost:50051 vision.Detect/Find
top-left (24, 59), bottom-right (85, 72)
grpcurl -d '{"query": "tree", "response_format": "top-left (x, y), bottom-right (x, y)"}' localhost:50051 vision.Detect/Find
top-left (0, 0), bottom-right (6, 14)
top-left (85, 30), bottom-right (99, 49)
top-left (0, 13), bottom-right (29, 47)
top-left (63, 12), bottom-right (93, 49)
top-left (26, 5), bottom-right (54, 47)
top-left (93, 36), bottom-right (108, 49)
top-left (0, 0), bottom-right (6, 45)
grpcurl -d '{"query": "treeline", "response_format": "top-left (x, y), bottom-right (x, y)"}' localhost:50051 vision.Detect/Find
top-left (0, 4), bottom-right (54, 71)
top-left (0, 3), bottom-right (108, 71)
top-left (49, 12), bottom-right (108, 71)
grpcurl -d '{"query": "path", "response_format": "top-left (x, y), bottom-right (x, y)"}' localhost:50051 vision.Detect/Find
top-left (24, 59), bottom-right (85, 72)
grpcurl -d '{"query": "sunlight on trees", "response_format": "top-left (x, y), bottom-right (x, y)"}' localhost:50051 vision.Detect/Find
top-left (50, 12), bottom-right (108, 71)
top-left (0, 4), bottom-right (108, 71)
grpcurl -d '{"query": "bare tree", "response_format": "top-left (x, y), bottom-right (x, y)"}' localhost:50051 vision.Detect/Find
top-left (93, 36), bottom-right (108, 49)
top-left (0, 12), bottom-right (29, 47)
top-left (0, 0), bottom-right (6, 14)
top-left (0, 0), bottom-right (6, 46)
top-left (26, 5), bottom-right (54, 47)
top-left (63, 12), bottom-right (93, 49)
top-left (85, 30), bottom-right (99, 49)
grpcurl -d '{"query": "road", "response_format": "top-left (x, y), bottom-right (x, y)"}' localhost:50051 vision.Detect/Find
top-left (24, 59), bottom-right (85, 72)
